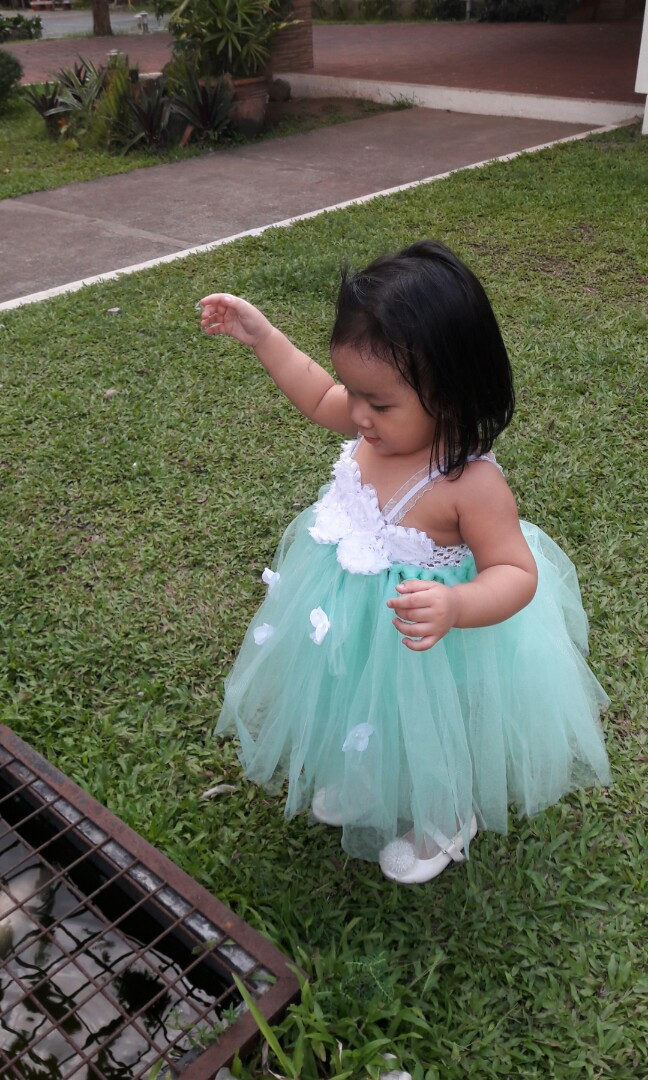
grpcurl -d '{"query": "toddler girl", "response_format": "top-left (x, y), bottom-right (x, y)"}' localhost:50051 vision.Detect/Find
top-left (199, 240), bottom-right (610, 885)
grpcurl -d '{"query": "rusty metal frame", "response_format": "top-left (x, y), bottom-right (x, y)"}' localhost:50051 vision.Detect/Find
top-left (0, 725), bottom-right (300, 1079)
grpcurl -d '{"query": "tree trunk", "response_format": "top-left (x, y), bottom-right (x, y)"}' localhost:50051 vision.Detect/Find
top-left (92, 0), bottom-right (113, 36)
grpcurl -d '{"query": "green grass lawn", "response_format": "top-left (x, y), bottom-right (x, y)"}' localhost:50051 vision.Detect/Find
top-left (1, 123), bottom-right (647, 1078)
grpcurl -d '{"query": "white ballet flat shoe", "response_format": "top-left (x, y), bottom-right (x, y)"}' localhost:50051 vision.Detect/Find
top-left (311, 788), bottom-right (346, 827)
top-left (379, 815), bottom-right (478, 885)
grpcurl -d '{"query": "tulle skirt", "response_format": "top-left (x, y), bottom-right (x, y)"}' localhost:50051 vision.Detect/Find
top-left (216, 506), bottom-right (610, 862)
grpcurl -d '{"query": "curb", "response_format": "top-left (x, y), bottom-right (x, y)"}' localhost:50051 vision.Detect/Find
top-left (281, 73), bottom-right (643, 127)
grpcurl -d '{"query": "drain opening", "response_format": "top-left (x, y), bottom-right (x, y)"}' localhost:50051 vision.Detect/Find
top-left (0, 727), bottom-right (299, 1079)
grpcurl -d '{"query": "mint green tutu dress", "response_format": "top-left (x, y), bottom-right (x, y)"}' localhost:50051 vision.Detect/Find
top-left (216, 440), bottom-right (610, 862)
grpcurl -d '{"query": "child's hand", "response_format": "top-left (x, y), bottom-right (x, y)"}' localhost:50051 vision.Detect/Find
top-left (387, 580), bottom-right (459, 651)
top-left (198, 293), bottom-right (273, 350)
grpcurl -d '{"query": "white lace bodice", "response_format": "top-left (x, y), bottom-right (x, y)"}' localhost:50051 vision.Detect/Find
top-left (308, 440), bottom-right (500, 575)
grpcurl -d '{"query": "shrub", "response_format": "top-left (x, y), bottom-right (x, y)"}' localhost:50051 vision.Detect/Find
top-left (168, 0), bottom-right (295, 78)
top-left (358, 0), bottom-right (397, 17)
top-left (49, 57), bottom-right (108, 143)
top-left (413, 0), bottom-right (465, 19)
top-left (0, 14), bottom-right (43, 43)
top-left (123, 81), bottom-right (172, 151)
top-left (22, 49), bottom-right (235, 156)
top-left (479, 0), bottom-right (576, 20)
top-left (90, 64), bottom-right (134, 150)
top-left (170, 68), bottom-right (233, 144)
top-left (0, 48), bottom-right (22, 109)
top-left (312, 0), bottom-right (349, 17)
top-left (22, 81), bottom-right (63, 137)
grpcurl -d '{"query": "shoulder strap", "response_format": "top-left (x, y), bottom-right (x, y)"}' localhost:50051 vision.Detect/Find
top-left (383, 451), bottom-right (503, 525)
top-left (382, 466), bottom-right (443, 525)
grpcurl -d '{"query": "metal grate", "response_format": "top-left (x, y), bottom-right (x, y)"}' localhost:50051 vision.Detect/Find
top-left (0, 726), bottom-right (300, 1079)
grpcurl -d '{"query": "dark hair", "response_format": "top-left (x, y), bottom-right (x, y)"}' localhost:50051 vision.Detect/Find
top-left (330, 240), bottom-right (514, 476)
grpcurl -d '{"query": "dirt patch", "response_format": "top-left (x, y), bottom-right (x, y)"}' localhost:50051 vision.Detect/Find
top-left (265, 95), bottom-right (395, 135)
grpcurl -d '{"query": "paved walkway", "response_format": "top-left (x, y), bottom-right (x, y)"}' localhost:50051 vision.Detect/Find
top-left (2, 19), bottom-right (644, 307)
top-left (0, 108), bottom-right (596, 304)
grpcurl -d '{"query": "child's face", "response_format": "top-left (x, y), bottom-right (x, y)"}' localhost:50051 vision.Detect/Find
top-left (332, 344), bottom-right (436, 458)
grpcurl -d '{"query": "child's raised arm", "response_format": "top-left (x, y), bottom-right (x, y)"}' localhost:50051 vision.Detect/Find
top-left (199, 293), bottom-right (355, 436)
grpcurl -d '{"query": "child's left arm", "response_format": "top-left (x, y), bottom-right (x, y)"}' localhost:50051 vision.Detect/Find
top-left (388, 465), bottom-right (538, 652)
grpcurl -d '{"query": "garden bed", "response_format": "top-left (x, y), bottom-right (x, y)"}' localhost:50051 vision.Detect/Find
top-left (0, 90), bottom-right (396, 200)
top-left (266, 93), bottom-right (390, 131)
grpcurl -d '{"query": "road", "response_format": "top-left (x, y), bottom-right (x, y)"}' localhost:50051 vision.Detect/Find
top-left (18, 8), bottom-right (168, 39)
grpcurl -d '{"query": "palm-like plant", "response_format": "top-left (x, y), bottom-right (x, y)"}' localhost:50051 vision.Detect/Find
top-left (122, 82), bottom-right (172, 152)
top-left (46, 57), bottom-right (108, 141)
top-left (22, 81), bottom-right (61, 113)
top-left (170, 69), bottom-right (233, 144)
top-left (22, 81), bottom-right (63, 137)
top-left (168, 0), bottom-right (294, 78)
top-left (55, 57), bottom-right (107, 104)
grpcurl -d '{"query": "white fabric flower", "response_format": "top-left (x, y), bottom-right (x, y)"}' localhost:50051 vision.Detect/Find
top-left (261, 567), bottom-right (280, 592)
top-left (253, 623), bottom-right (274, 645)
top-left (342, 723), bottom-right (375, 753)
top-left (337, 530), bottom-right (391, 575)
top-left (309, 607), bottom-right (330, 645)
top-left (308, 491), bottom-right (351, 544)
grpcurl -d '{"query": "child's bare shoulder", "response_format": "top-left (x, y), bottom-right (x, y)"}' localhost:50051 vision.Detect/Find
top-left (399, 456), bottom-right (515, 545)
top-left (451, 457), bottom-right (516, 511)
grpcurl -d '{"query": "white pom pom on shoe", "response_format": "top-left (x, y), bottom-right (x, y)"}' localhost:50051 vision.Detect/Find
top-left (379, 838), bottom-right (418, 878)
top-left (379, 815), bottom-right (478, 885)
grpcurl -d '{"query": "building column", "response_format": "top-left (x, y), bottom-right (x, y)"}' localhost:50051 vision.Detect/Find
top-left (636, 2), bottom-right (648, 134)
top-left (270, 0), bottom-right (314, 75)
